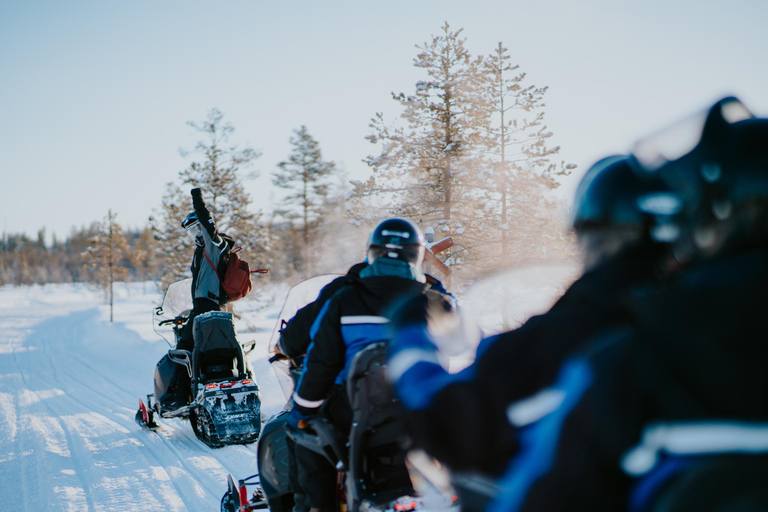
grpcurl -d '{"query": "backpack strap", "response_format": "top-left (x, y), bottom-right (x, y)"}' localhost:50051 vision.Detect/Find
top-left (202, 248), bottom-right (222, 280)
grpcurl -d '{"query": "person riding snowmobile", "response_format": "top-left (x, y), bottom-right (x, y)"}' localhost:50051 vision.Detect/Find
top-left (276, 262), bottom-right (368, 365)
top-left (288, 218), bottom-right (452, 512)
top-left (483, 98), bottom-right (768, 512)
top-left (384, 154), bottom-right (677, 485)
top-left (162, 186), bottom-right (232, 410)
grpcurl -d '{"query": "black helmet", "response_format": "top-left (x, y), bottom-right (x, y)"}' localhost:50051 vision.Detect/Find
top-left (367, 218), bottom-right (425, 264)
top-left (572, 155), bottom-right (682, 270)
top-left (573, 155), bottom-right (682, 240)
top-left (633, 97), bottom-right (768, 259)
top-left (181, 211), bottom-right (199, 229)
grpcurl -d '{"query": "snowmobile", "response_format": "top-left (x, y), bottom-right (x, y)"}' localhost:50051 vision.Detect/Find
top-left (220, 275), bottom-right (458, 512)
top-left (135, 278), bottom-right (262, 448)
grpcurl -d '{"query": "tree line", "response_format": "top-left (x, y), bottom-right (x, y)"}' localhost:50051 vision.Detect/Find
top-left (0, 22), bottom-right (578, 293)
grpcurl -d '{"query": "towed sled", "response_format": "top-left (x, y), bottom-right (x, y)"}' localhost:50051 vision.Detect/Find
top-left (135, 278), bottom-right (261, 448)
top-left (220, 275), bottom-right (457, 512)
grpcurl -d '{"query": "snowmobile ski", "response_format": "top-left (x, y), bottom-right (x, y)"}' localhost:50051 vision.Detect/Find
top-left (135, 395), bottom-right (159, 430)
top-left (221, 473), bottom-right (267, 512)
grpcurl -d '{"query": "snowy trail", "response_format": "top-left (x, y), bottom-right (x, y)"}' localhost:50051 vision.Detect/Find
top-left (0, 283), bottom-right (286, 512)
top-left (0, 266), bottom-right (578, 511)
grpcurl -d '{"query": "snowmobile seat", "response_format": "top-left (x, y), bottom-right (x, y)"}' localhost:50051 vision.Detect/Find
top-left (192, 312), bottom-right (247, 385)
top-left (345, 342), bottom-right (414, 509)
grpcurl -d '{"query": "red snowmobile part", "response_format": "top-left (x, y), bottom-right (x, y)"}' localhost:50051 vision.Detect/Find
top-left (136, 397), bottom-right (158, 430)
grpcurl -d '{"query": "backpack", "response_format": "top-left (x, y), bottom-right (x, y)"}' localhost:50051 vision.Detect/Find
top-left (203, 237), bottom-right (268, 302)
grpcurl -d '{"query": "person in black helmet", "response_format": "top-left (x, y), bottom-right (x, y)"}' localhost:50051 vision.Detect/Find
top-left (163, 187), bottom-right (232, 410)
top-left (288, 218), bottom-right (452, 512)
top-left (484, 97), bottom-right (768, 512)
top-left (385, 155), bottom-right (677, 492)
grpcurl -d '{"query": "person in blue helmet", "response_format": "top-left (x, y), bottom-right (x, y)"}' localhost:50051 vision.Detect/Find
top-left (287, 218), bottom-right (452, 512)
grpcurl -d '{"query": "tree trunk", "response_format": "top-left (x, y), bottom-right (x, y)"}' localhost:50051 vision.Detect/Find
top-left (109, 219), bottom-right (114, 323)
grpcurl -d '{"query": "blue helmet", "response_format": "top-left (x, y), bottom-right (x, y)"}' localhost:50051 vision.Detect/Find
top-left (181, 211), bottom-right (199, 229)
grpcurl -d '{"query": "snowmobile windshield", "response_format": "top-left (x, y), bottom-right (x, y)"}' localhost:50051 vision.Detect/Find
top-left (632, 98), bottom-right (752, 172)
top-left (159, 278), bottom-right (193, 318)
top-left (153, 278), bottom-right (193, 346)
top-left (267, 274), bottom-right (345, 353)
top-left (268, 274), bottom-right (344, 401)
top-left (458, 262), bottom-right (580, 361)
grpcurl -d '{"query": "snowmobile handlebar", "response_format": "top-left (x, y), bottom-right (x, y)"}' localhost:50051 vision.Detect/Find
top-left (158, 315), bottom-right (188, 327)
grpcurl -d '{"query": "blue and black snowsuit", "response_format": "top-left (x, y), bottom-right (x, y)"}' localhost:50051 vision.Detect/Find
top-left (483, 249), bottom-right (768, 512)
top-left (277, 262), bottom-right (368, 362)
top-left (387, 245), bottom-right (662, 478)
top-left (291, 258), bottom-right (446, 509)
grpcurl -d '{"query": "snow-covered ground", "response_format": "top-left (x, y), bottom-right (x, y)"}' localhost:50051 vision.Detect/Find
top-left (0, 281), bottom-right (287, 512)
top-left (0, 265), bottom-right (578, 511)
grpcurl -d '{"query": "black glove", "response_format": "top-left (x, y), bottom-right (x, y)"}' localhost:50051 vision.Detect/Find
top-left (191, 187), bottom-right (202, 198)
top-left (388, 291), bottom-right (454, 330)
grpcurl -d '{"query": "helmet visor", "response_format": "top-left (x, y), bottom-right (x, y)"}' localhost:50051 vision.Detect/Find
top-left (185, 222), bottom-right (202, 239)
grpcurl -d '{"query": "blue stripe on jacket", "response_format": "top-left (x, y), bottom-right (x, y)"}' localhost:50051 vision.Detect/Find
top-left (487, 357), bottom-right (594, 512)
top-left (335, 321), bottom-right (389, 384)
top-left (389, 326), bottom-right (477, 411)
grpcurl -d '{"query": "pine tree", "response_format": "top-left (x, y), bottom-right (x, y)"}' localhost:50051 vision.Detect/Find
top-left (272, 126), bottom-right (338, 277)
top-left (82, 210), bottom-right (130, 322)
top-left (153, 108), bottom-right (272, 291)
top-left (351, 22), bottom-right (487, 280)
top-left (477, 42), bottom-right (576, 270)
top-left (131, 226), bottom-right (159, 290)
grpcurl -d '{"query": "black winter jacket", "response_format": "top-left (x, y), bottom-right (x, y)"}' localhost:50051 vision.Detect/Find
top-left (278, 263), bottom-right (368, 359)
top-left (293, 275), bottom-right (433, 415)
top-left (190, 190), bottom-right (230, 305)
top-left (493, 249), bottom-right (768, 512)
top-left (395, 246), bottom-right (663, 475)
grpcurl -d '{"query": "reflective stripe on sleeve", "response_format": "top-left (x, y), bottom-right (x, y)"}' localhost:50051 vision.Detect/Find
top-left (506, 389), bottom-right (566, 428)
top-left (340, 315), bottom-right (390, 325)
top-left (622, 421), bottom-right (768, 476)
top-left (293, 392), bottom-right (325, 409)
top-left (386, 348), bottom-right (440, 382)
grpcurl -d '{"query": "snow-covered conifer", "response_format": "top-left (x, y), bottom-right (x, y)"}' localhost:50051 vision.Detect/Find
top-left (153, 108), bottom-right (272, 291)
top-left (476, 42), bottom-right (577, 271)
top-left (272, 126), bottom-right (338, 277)
top-left (352, 22), bottom-right (486, 282)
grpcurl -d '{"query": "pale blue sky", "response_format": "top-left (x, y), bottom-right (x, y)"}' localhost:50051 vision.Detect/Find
top-left (1, 0), bottom-right (766, 240)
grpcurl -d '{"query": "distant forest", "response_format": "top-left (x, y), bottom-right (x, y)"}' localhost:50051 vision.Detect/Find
top-left (0, 226), bottom-right (158, 287)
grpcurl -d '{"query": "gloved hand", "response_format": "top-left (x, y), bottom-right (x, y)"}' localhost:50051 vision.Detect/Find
top-left (388, 291), bottom-right (455, 331)
top-left (191, 187), bottom-right (202, 198)
top-left (287, 407), bottom-right (314, 430)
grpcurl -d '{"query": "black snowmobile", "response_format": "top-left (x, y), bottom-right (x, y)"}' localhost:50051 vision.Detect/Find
top-left (220, 275), bottom-right (457, 512)
top-left (135, 278), bottom-right (262, 448)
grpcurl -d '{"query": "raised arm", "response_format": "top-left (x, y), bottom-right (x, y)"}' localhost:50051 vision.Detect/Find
top-left (191, 188), bottom-right (223, 246)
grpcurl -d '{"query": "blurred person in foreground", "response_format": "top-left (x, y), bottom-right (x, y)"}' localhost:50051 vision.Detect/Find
top-left (393, 98), bottom-right (768, 512)
top-left (484, 97), bottom-right (768, 511)
top-left (385, 154), bottom-right (677, 490)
